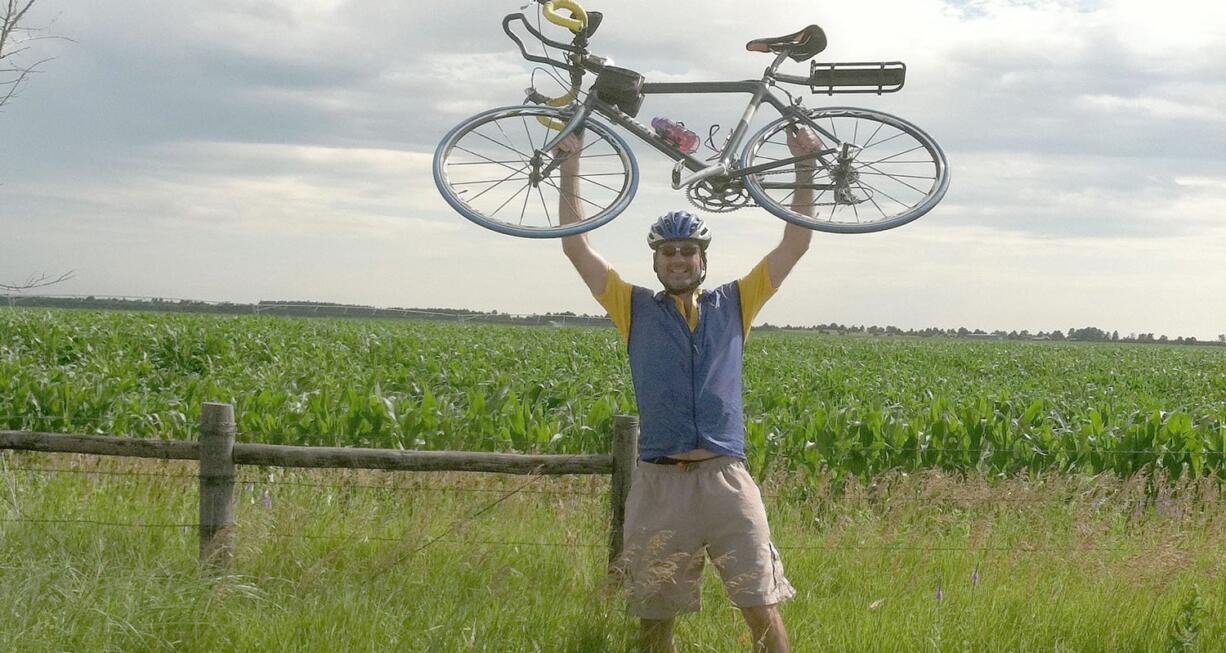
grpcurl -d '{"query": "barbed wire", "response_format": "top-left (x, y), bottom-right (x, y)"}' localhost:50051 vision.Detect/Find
top-left (4, 465), bottom-right (1222, 505)
top-left (1, 465), bottom-right (604, 496)
top-left (0, 516), bottom-right (196, 529)
top-left (4, 466), bottom-right (196, 480)
top-left (2, 514), bottom-right (1220, 554)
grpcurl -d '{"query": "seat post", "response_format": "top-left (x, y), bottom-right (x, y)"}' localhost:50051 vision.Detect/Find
top-left (764, 50), bottom-right (790, 79)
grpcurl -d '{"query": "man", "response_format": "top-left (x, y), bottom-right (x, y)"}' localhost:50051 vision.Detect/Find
top-left (556, 127), bottom-right (818, 653)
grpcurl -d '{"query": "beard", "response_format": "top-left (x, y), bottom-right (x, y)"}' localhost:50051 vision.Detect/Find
top-left (655, 259), bottom-right (705, 295)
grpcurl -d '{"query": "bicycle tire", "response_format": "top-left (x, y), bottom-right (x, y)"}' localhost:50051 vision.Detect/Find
top-left (433, 105), bottom-right (639, 238)
top-left (740, 107), bottom-right (949, 233)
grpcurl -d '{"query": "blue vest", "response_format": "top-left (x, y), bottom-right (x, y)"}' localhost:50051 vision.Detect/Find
top-left (627, 282), bottom-right (746, 460)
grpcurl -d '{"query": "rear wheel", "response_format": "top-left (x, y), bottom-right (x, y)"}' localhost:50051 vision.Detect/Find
top-left (433, 105), bottom-right (639, 238)
top-left (740, 107), bottom-right (949, 233)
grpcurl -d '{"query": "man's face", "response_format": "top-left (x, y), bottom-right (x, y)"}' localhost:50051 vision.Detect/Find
top-left (653, 240), bottom-right (704, 292)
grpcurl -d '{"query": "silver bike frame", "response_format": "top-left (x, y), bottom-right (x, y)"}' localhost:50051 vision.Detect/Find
top-left (538, 51), bottom-right (838, 190)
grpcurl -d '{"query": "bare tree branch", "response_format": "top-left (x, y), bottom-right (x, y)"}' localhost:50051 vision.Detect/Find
top-left (1, 270), bottom-right (75, 292)
top-left (0, 0), bottom-right (52, 111)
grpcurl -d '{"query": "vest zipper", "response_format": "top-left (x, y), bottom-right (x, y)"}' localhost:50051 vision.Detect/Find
top-left (669, 295), bottom-right (702, 448)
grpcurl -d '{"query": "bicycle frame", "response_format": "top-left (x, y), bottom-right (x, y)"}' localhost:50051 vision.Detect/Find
top-left (536, 50), bottom-right (838, 191)
top-left (436, 1), bottom-right (949, 236)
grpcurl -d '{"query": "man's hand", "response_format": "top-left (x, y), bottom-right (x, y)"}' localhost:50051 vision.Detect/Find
top-left (786, 124), bottom-right (821, 162)
top-left (555, 131), bottom-right (583, 182)
top-left (786, 125), bottom-right (820, 219)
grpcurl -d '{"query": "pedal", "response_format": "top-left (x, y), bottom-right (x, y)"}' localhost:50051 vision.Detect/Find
top-left (672, 160), bottom-right (685, 186)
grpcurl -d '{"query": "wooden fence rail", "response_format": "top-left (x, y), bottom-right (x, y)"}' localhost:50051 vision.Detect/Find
top-left (1, 402), bottom-right (640, 570)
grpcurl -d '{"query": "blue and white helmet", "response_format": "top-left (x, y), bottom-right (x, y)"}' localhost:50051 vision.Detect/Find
top-left (647, 210), bottom-right (712, 250)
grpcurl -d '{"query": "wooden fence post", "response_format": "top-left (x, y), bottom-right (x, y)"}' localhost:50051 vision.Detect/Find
top-left (199, 402), bottom-right (236, 569)
top-left (608, 414), bottom-right (639, 571)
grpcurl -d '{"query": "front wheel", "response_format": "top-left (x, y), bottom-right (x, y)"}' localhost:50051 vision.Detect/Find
top-left (740, 107), bottom-right (949, 233)
top-left (433, 106), bottom-right (639, 238)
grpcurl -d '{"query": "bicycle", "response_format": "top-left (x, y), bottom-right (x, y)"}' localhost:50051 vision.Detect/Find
top-left (432, 0), bottom-right (950, 237)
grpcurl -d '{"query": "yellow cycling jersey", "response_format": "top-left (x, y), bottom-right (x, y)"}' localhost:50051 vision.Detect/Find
top-left (595, 258), bottom-right (778, 346)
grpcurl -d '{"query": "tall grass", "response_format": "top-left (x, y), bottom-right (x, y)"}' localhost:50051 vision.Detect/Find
top-left (2, 452), bottom-right (1223, 651)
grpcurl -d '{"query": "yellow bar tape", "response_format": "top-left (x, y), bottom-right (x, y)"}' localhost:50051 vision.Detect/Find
top-left (542, 0), bottom-right (588, 33)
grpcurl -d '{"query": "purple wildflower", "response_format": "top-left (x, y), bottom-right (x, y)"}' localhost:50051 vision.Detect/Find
top-left (262, 490), bottom-right (272, 510)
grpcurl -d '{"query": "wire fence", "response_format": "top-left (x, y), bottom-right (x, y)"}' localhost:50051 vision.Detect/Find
top-left (5, 463), bottom-right (1217, 503)
top-left (3, 458), bottom-right (1223, 555)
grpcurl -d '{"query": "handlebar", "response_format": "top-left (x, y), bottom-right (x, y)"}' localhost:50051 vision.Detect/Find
top-left (502, 13), bottom-right (581, 72)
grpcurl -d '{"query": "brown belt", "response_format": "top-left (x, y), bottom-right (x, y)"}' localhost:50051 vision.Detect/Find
top-left (642, 456), bottom-right (721, 466)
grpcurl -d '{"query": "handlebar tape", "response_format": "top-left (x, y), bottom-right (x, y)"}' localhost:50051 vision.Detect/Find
top-left (542, 0), bottom-right (587, 33)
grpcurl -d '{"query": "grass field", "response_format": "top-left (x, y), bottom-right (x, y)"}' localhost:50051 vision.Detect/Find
top-left (2, 308), bottom-right (1225, 650)
top-left (1, 453), bottom-right (1223, 652)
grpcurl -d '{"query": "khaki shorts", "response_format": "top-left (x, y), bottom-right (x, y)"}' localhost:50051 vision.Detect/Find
top-left (618, 456), bottom-right (795, 619)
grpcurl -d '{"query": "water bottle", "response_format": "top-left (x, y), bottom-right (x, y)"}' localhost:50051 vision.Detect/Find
top-left (651, 117), bottom-right (700, 154)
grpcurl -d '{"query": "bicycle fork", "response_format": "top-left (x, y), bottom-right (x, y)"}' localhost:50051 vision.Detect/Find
top-left (529, 103), bottom-right (594, 187)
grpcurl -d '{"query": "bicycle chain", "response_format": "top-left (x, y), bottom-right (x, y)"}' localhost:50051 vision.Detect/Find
top-left (717, 167), bottom-right (851, 208)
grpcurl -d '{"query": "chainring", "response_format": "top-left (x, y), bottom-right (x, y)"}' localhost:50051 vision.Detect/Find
top-left (686, 179), bottom-right (752, 213)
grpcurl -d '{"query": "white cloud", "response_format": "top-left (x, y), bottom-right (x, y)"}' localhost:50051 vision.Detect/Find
top-left (1075, 94), bottom-right (1226, 122)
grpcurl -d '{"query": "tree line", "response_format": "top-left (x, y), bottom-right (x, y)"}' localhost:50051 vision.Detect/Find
top-left (6, 295), bottom-right (1223, 345)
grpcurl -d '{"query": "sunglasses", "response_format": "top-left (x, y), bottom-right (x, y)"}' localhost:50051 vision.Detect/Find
top-left (656, 244), bottom-right (701, 257)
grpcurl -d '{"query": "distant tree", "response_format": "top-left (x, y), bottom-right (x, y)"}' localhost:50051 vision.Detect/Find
top-left (1051, 330), bottom-right (1065, 341)
top-left (1219, 334), bottom-right (1225, 344)
top-left (1111, 330), bottom-right (1119, 341)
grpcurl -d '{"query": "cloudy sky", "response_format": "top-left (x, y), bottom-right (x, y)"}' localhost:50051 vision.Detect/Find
top-left (3, 0), bottom-right (1224, 338)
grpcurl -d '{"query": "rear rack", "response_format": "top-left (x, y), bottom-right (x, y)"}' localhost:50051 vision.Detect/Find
top-left (808, 61), bottom-right (906, 95)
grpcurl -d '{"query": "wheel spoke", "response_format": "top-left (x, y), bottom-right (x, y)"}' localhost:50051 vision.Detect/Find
top-left (577, 174), bottom-right (625, 195)
top-left (454, 144), bottom-right (530, 177)
top-left (858, 183), bottom-right (889, 220)
top-left (852, 176), bottom-right (909, 210)
top-left (857, 162), bottom-right (932, 195)
top-left (856, 144), bottom-right (926, 168)
top-left (860, 130), bottom-right (907, 151)
top-left (471, 130), bottom-right (532, 162)
top-left (493, 118), bottom-right (528, 162)
top-left (451, 176), bottom-right (531, 186)
top-left (467, 162), bottom-right (532, 203)
top-left (856, 170), bottom-right (936, 181)
top-left (450, 158), bottom-right (528, 166)
top-left (860, 121), bottom-right (887, 150)
top-left (535, 185), bottom-right (553, 227)
top-left (519, 178), bottom-right (533, 224)
top-left (521, 116), bottom-right (538, 156)
top-left (490, 181), bottom-right (533, 218)
top-left (542, 176), bottom-right (612, 213)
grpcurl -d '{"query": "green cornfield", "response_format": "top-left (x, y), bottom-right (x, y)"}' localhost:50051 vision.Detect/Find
top-left (2, 308), bottom-right (1224, 481)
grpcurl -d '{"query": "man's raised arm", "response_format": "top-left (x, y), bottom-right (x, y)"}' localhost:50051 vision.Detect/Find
top-left (765, 127), bottom-right (818, 288)
top-left (557, 133), bottom-right (611, 296)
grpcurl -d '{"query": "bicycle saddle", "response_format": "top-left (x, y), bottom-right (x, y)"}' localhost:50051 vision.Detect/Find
top-left (745, 25), bottom-right (827, 62)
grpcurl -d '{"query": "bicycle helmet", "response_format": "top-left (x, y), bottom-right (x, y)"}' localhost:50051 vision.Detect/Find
top-left (647, 210), bottom-right (712, 250)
